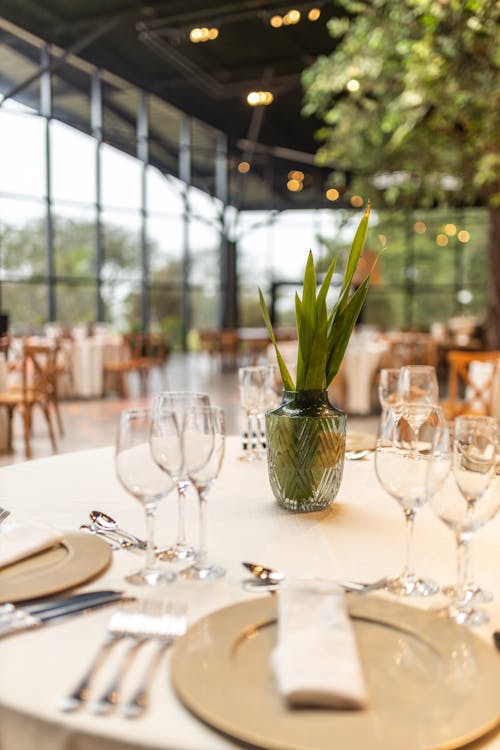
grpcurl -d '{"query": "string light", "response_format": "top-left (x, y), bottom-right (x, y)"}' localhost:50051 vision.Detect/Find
top-left (436, 234), bottom-right (448, 246)
top-left (414, 221), bottom-right (427, 234)
top-left (287, 179), bottom-right (303, 192)
top-left (289, 170), bottom-right (304, 181)
top-left (270, 15), bottom-right (283, 27)
top-left (326, 188), bottom-right (339, 201)
top-left (350, 195), bottom-right (364, 207)
top-left (283, 10), bottom-right (301, 24)
top-left (246, 91), bottom-right (274, 106)
top-left (308, 8), bottom-right (321, 21)
top-left (189, 27), bottom-right (219, 43)
top-left (237, 161), bottom-right (250, 174)
top-left (458, 230), bottom-right (470, 243)
top-left (444, 223), bottom-right (457, 236)
top-left (346, 79), bottom-right (360, 92)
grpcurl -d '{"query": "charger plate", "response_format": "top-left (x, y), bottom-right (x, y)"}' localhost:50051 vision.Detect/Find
top-left (0, 531), bottom-right (111, 602)
top-left (171, 595), bottom-right (500, 750)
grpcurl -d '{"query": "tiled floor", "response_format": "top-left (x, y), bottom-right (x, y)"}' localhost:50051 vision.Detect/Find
top-left (0, 352), bottom-right (379, 466)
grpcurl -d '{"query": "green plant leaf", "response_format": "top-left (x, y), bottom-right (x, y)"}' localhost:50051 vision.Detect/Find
top-left (303, 293), bottom-right (328, 390)
top-left (258, 288), bottom-right (295, 390)
top-left (295, 292), bottom-right (306, 389)
top-left (296, 252), bottom-right (318, 390)
top-left (325, 277), bottom-right (370, 385)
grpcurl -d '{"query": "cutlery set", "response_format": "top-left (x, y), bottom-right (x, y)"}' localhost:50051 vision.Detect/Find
top-left (241, 561), bottom-right (389, 594)
top-left (80, 510), bottom-right (148, 551)
top-left (59, 600), bottom-right (187, 718)
top-left (0, 505), bottom-right (11, 525)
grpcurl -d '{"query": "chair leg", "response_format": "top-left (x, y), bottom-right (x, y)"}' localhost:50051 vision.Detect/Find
top-left (52, 397), bottom-right (65, 436)
top-left (41, 404), bottom-right (58, 453)
top-left (23, 406), bottom-right (32, 459)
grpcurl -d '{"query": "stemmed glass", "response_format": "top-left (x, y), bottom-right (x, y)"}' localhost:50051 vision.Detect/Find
top-left (152, 391), bottom-right (210, 562)
top-left (399, 365), bottom-right (439, 404)
top-left (429, 415), bottom-right (499, 625)
top-left (375, 403), bottom-right (449, 596)
top-left (238, 366), bottom-right (269, 460)
top-left (115, 407), bottom-right (177, 586)
top-left (378, 368), bottom-right (401, 412)
top-left (180, 405), bottom-right (226, 580)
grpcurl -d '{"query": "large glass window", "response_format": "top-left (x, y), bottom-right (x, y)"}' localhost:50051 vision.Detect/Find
top-left (0, 109), bottom-right (46, 197)
top-left (51, 120), bottom-right (95, 204)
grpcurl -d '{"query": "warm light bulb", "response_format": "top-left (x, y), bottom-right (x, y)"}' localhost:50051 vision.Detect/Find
top-left (237, 161), bottom-right (250, 174)
top-left (350, 194), bottom-right (363, 207)
top-left (189, 28), bottom-right (203, 42)
top-left (290, 170), bottom-right (304, 181)
top-left (436, 234), bottom-right (448, 246)
top-left (270, 15), bottom-right (283, 27)
top-left (246, 91), bottom-right (273, 106)
top-left (414, 221), bottom-right (427, 234)
top-left (308, 8), bottom-right (321, 21)
top-left (326, 188), bottom-right (339, 201)
top-left (287, 179), bottom-right (303, 191)
top-left (444, 223), bottom-right (457, 236)
top-left (458, 230), bottom-right (470, 243)
top-left (347, 79), bottom-right (360, 92)
top-left (208, 27), bottom-right (219, 40)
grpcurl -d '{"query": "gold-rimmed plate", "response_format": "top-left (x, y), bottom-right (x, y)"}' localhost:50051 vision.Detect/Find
top-left (0, 531), bottom-right (112, 602)
top-left (171, 596), bottom-right (500, 750)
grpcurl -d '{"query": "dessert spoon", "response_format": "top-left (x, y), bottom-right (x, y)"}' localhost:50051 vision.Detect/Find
top-left (90, 511), bottom-right (147, 549)
top-left (242, 562), bottom-right (388, 593)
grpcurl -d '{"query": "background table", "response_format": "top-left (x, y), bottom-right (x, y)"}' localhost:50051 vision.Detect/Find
top-left (1, 437), bottom-right (500, 750)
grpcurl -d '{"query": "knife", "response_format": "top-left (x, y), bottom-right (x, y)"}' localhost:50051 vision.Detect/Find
top-left (0, 590), bottom-right (130, 637)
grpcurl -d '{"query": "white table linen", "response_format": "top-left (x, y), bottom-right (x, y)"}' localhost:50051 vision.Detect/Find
top-left (0, 437), bottom-right (499, 750)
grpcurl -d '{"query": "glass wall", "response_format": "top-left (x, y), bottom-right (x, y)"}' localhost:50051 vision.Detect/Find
top-left (0, 21), bottom-right (491, 345)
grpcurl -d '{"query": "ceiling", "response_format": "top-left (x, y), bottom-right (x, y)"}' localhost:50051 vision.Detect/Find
top-left (0, 0), bottom-right (348, 210)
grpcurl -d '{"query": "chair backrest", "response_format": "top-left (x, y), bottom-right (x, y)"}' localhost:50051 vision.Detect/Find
top-left (446, 349), bottom-right (500, 417)
top-left (382, 332), bottom-right (438, 369)
top-left (22, 341), bottom-right (60, 404)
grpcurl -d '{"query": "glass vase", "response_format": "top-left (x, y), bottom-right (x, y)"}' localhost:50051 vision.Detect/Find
top-left (265, 390), bottom-right (346, 512)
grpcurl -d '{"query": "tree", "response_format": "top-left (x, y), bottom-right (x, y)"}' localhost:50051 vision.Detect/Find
top-left (302, 0), bottom-right (500, 344)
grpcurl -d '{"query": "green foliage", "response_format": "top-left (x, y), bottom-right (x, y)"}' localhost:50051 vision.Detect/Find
top-left (302, 0), bottom-right (500, 210)
top-left (259, 206), bottom-right (371, 391)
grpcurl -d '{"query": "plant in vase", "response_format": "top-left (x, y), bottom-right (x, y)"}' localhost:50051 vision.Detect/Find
top-left (259, 205), bottom-right (372, 512)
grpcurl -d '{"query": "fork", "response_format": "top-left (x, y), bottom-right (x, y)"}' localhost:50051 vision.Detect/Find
top-left (59, 603), bottom-right (142, 713)
top-left (91, 600), bottom-right (181, 716)
top-left (120, 603), bottom-right (187, 719)
top-left (0, 506), bottom-right (11, 526)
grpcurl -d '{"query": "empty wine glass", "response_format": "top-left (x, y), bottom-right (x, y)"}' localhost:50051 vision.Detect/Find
top-left (152, 391), bottom-right (210, 562)
top-left (429, 415), bottom-right (498, 626)
top-left (180, 406), bottom-right (226, 580)
top-left (375, 403), bottom-right (449, 597)
top-left (378, 368), bottom-right (401, 410)
top-left (399, 365), bottom-right (439, 434)
top-left (115, 407), bottom-right (177, 586)
top-left (238, 366), bottom-right (269, 460)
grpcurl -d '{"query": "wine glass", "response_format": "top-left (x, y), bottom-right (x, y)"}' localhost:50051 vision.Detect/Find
top-left (378, 368), bottom-right (401, 412)
top-left (115, 407), bottom-right (177, 586)
top-left (180, 405), bottom-right (226, 580)
top-left (152, 391), bottom-right (210, 562)
top-left (429, 415), bottom-right (498, 625)
top-left (238, 366), bottom-right (269, 460)
top-left (375, 403), bottom-right (449, 597)
top-left (399, 365), bottom-right (440, 434)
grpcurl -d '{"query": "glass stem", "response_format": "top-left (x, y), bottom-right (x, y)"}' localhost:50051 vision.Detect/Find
top-left (402, 508), bottom-right (416, 579)
top-left (176, 483), bottom-right (188, 546)
top-left (455, 532), bottom-right (471, 604)
top-left (144, 503), bottom-right (157, 570)
top-left (196, 488), bottom-right (208, 570)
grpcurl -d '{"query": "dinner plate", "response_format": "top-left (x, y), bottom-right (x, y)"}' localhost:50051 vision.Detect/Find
top-left (346, 431), bottom-right (376, 452)
top-left (0, 531), bottom-right (111, 602)
top-left (171, 595), bottom-right (500, 750)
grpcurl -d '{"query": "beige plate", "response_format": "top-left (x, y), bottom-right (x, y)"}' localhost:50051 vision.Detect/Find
top-left (171, 596), bottom-right (500, 750)
top-left (0, 531), bottom-right (111, 602)
top-left (346, 431), bottom-right (376, 452)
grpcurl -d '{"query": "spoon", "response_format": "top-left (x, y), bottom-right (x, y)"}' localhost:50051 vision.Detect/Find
top-left (90, 511), bottom-right (147, 549)
top-left (79, 524), bottom-right (132, 549)
top-left (345, 449), bottom-right (371, 461)
top-left (242, 561), bottom-right (388, 594)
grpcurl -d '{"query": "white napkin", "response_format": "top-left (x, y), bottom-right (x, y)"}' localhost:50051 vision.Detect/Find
top-left (271, 578), bottom-right (368, 709)
top-left (0, 522), bottom-right (63, 570)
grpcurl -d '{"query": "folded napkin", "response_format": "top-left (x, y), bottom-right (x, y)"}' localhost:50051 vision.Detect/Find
top-left (0, 522), bottom-right (63, 570)
top-left (271, 578), bottom-right (368, 709)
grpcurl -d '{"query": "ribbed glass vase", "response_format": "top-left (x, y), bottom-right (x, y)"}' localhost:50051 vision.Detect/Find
top-left (265, 390), bottom-right (346, 512)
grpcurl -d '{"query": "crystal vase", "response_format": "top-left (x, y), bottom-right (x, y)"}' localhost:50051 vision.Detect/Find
top-left (265, 390), bottom-right (346, 512)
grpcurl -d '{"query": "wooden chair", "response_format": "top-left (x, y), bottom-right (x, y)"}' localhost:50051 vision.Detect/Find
top-left (380, 332), bottom-right (438, 369)
top-left (442, 349), bottom-right (500, 419)
top-left (0, 341), bottom-right (59, 458)
top-left (102, 335), bottom-right (148, 398)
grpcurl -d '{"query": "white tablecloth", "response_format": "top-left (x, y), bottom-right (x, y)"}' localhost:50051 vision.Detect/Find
top-left (71, 337), bottom-right (125, 398)
top-left (1, 437), bottom-right (500, 750)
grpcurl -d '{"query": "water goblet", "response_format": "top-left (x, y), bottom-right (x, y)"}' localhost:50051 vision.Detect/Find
top-left (375, 403), bottom-right (449, 597)
top-left (429, 415), bottom-right (499, 625)
top-left (378, 367), bottom-right (401, 411)
top-left (152, 391), bottom-right (210, 562)
top-left (399, 365), bottom-right (439, 405)
top-left (115, 407), bottom-right (177, 586)
top-left (180, 406), bottom-right (226, 580)
top-left (238, 365), bottom-right (269, 460)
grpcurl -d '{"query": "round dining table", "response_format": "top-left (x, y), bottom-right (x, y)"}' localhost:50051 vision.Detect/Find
top-left (1, 436), bottom-right (500, 750)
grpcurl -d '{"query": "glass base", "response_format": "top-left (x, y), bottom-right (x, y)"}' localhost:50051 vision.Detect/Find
top-left (439, 602), bottom-right (490, 627)
top-left (157, 543), bottom-right (196, 563)
top-left (125, 566), bottom-right (177, 586)
top-left (180, 562), bottom-right (226, 581)
top-left (385, 573), bottom-right (439, 597)
top-left (442, 583), bottom-right (493, 604)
